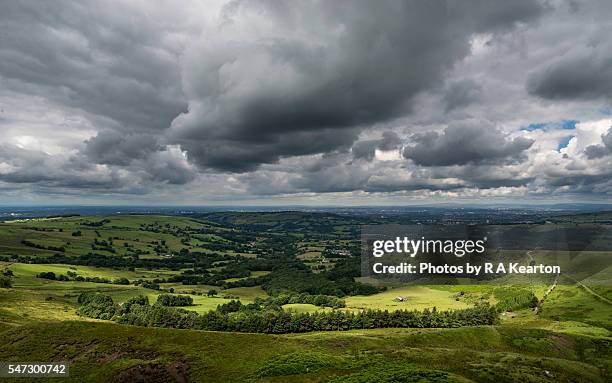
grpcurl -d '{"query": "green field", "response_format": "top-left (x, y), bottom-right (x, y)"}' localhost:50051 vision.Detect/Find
top-left (0, 213), bottom-right (610, 382)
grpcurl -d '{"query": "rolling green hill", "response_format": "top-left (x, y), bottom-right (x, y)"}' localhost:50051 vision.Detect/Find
top-left (0, 213), bottom-right (610, 382)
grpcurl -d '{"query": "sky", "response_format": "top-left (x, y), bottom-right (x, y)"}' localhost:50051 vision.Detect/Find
top-left (0, 0), bottom-right (612, 205)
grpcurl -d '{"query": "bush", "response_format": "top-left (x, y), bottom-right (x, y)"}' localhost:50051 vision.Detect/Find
top-left (36, 271), bottom-right (56, 280)
top-left (0, 276), bottom-right (12, 288)
top-left (77, 293), bottom-right (117, 320)
top-left (217, 300), bottom-right (243, 313)
top-left (122, 295), bottom-right (149, 313)
top-left (156, 294), bottom-right (193, 307)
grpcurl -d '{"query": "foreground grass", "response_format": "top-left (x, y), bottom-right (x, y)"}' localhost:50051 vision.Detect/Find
top-left (0, 320), bottom-right (609, 382)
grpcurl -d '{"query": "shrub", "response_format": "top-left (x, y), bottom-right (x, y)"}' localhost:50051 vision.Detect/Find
top-left (77, 293), bottom-right (117, 320)
top-left (36, 271), bottom-right (56, 280)
top-left (156, 294), bottom-right (193, 307)
top-left (0, 276), bottom-right (12, 288)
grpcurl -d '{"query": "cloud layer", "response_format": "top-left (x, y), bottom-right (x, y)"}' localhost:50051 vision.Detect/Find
top-left (1, 0), bottom-right (611, 204)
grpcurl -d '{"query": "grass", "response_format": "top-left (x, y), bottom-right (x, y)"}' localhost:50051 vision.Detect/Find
top-left (344, 285), bottom-right (470, 312)
top-left (0, 214), bottom-right (212, 259)
top-left (539, 284), bottom-right (612, 330)
top-left (1, 214), bottom-right (610, 382)
top-left (0, 263), bottom-right (270, 321)
top-left (0, 321), bottom-right (609, 382)
top-left (8, 263), bottom-right (178, 282)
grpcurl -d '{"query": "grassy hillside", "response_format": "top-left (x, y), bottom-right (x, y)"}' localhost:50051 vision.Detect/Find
top-left (0, 321), bottom-right (609, 382)
top-left (0, 213), bottom-right (610, 382)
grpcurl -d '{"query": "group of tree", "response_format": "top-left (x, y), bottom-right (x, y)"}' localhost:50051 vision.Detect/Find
top-left (246, 293), bottom-right (346, 310)
top-left (81, 219), bottom-right (111, 227)
top-left (35, 271), bottom-right (129, 285)
top-left (215, 293), bottom-right (345, 314)
top-left (133, 279), bottom-right (160, 290)
top-left (20, 239), bottom-right (65, 253)
top-left (156, 294), bottom-right (193, 307)
top-left (18, 252), bottom-right (198, 270)
top-left (77, 292), bottom-right (499, 334)
top-left (261, 263), bottom-right (379, 297)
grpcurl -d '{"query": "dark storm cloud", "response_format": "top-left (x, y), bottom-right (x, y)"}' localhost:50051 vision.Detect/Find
top-left (403, 122), bottom-right (534, 166)
top-left (181, 129), bottom-right (359, 172)
top-left (527, 48), bottom-right (612, 100)
top-left (527, 0), bottom-right (612, 103)
top-left (10, 0), bottom-right (612, 202)
top-left (84, 131), bottom-right (161, 166)
top-left (0, 0), bottom-right (187, 132)
top-left (351, 132), bottom-right (401, 161)
top-left (170, 0), bottom-right (543, 172)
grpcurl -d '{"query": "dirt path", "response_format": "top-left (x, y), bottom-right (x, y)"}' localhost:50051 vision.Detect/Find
top-left (568, 277), bottom-right (612, 305)
top-left (529, 248), bottom-right (611, 306)
top-left (528, 250), bottom-right (559, 314)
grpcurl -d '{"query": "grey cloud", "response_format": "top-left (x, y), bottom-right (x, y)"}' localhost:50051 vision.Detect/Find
top-left (527, 37), bottom-right (612, 100)
top-left (546, 172), bottom-right (612, 192)
top-left (431, 164), bottom-right (534, 189)
top-left (84, 131), bottom-right (161, 166)
top-left (584, 145), bottom-right (609, 159)
top-left (403, 122), bottom-right (534, 166)
top-left (583, 126), bottom-right (612, 158)
top-left (170, 0), bottom-right (543, 172)
top-left (142, 148), bottom-right (196, 185)
top-left (8, 0), bottom-right (612, 202)
top-left (603, 126), bottom-right (612, 149)
top-left (443, 79), bottom-right (483, 112)
top-left (0, 143), bottom-right (122, 189)
top-left (364, 174), bottom-right (466, 193)
top-left (240, 149), bottom-right (534, 196)
top-left (0, 142), bottom-right (194, 195)
top-left (181, 129), bottom-right (359, 172)
top-left (0, 1), bottom-right (188, 132)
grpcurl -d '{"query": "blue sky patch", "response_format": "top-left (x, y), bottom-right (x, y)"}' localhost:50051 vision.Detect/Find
top-left (557, 135), bottom-right (574, 151)
top-left (524, 120), bottom-right (578, 132)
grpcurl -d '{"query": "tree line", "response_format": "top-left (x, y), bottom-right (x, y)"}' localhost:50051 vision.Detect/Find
top-left (77, 292), bottom-right (498, 334)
